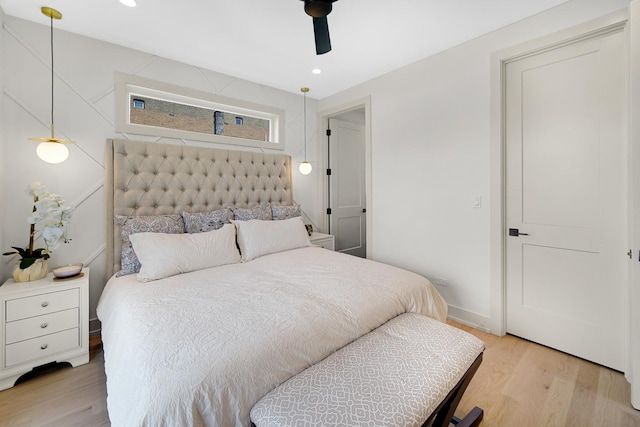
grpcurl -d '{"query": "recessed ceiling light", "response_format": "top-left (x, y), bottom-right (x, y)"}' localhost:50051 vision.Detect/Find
top-left (120, 0), bottom-right (136, 7)
top-left (312, 68), bottom-right (322, 75)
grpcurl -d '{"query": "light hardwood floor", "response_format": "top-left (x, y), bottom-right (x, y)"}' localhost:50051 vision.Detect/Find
top-left (0, 324), bottom-right (638, 426)
top-left (0, 341), bottom-right (109, 427)
top-left (453, 322), bottom-right (640, 427)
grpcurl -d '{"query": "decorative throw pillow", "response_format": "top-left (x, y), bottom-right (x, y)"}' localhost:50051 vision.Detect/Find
top-left (129, 223), bottom-right (241, 281)
top-left (232, 202), bottom-right (273, 221)
top-left (271, 204), bottom-right (301, 221)
top-left (232, 216), bottom-right (311, 262)
top-left (181, 208), bottom-right (233, 233)
top-left (115, 214), bottom-right (185, 277)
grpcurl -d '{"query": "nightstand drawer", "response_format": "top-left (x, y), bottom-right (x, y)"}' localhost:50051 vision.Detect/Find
top-left (312, 238), bottom-right (334, 250)
top-left (5, 308), bottom-right (79, 345)
top-left (309, 233), bottom-right (335, 251)
top-left (5, 328), bottom-right (79, 368)
top-left (5, 288), bottom-right (79, 322)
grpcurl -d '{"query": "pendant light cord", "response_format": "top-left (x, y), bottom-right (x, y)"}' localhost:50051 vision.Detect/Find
top-left (303, 90), bottom-right (307, 160)
top-left (49, 13), bottom-right (55, 137)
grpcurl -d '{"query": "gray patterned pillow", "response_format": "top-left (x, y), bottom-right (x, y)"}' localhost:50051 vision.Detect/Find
top-left (271, 204), bottom-right (301, 221)
top-left (181, 208), bottom-right (233, 233)
top-left (232, 203), bottom-right (273, 221)
top-left (115, 214), bottom-right (185, 277)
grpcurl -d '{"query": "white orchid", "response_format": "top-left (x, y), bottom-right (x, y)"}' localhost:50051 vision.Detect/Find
top-left (3, 182), bottom-right (73, 269)
top-left (28, 181), bottom-right (47, 198)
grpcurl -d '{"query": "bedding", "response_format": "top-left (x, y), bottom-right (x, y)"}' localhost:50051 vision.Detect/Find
top-left (115, 214), bottom-right (185, 277)
top-left (182, 208), bottom-right (233, 233)
top-left (97, 246), bottom-right (447, 427)
top-left (232, 203), bottom-right (273, 221)
top-left (129, 223), bottom-right (241, 281)
top-left (232, 216), bottom-right (311, 261)
top-left (271, 203), bottom-right (301, 220)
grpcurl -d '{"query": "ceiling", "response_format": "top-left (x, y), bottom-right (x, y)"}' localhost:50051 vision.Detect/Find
top-left (0, 0), bottom-right (570, 99)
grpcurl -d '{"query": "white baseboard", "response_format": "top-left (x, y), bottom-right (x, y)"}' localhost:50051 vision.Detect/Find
top-left (447, 305), bottom-right (492, 333)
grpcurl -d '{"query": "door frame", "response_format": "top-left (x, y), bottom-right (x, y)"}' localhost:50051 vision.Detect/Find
top-left (318, 97), bottom-right (372, 258)
top-left (489, 11), bottom-right (629, 334)
top-left (627, 0), bottom-right (640, 410)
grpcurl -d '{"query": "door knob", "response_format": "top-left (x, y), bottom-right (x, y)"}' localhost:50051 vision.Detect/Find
top-left (508, 228), bottom-right (529, 237)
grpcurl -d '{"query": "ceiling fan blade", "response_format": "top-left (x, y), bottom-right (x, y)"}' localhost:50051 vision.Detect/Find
top-left (313, 16), bottom-right (331, 55)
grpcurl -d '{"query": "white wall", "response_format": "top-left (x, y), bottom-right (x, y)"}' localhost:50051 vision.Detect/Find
top-left (318, 0), bottom-right (630, 329)
top-left (0, 16), bottom-right (320, 331)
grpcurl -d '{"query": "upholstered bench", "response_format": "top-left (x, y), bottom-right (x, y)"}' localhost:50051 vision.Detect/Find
top-left (250, 313), bottom-right (485, 427)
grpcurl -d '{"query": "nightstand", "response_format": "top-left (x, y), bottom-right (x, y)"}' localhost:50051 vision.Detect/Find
top-left (0, 268), bottom-right (89, 391)
top-left (309, 232), bottom-right (335, 251)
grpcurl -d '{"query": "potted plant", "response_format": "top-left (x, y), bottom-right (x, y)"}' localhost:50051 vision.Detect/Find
top-left (3, 182), bottom-right (72, 282)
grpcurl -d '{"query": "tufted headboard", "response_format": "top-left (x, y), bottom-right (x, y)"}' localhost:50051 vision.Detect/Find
top-left (105, 138), bottom-right (293, 279)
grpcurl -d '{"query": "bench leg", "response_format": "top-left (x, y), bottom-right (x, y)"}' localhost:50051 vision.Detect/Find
top-left (451, 406), bottom-right (484, 427)
top-left (423, 354), bottom-right (483, 427)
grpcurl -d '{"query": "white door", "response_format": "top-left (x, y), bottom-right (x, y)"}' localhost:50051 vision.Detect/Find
top-left (505, 29), bottom-right (626, 370)
top-left (328, 118), bottom-right (366, 257)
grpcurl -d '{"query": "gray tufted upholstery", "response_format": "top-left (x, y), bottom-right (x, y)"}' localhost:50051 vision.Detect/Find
top-left (106, 139), bottom-right (293, 279)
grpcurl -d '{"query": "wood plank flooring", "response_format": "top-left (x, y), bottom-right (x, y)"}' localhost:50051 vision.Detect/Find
top-left (0, 323), bottom-right (638, 426)
top-left (453, 322), bottom-right (640, 427)
top-left (0, 340), bottom-right (109, 427)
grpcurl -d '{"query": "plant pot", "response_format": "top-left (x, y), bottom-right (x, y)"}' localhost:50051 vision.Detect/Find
top-left (12, 259), bottom-right (49, 282)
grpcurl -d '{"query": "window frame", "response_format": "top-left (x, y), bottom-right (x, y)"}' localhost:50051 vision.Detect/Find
top-left (115, 73), bottom-right (285, 150)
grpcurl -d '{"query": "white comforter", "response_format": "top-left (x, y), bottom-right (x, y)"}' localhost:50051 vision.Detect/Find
top-left (97, 247), bottom-right (448, 427)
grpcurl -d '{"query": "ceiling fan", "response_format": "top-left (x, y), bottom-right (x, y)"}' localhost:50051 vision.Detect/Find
top-left (301, 0), bottom-right (338, 55)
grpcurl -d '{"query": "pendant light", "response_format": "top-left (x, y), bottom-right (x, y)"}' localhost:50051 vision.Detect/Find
top-left (299, 87), bottom-right (313, 175)
top-left (29, 6), bottom-right (74, 164)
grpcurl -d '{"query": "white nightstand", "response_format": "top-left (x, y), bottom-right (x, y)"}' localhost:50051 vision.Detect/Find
top-left (0, 268), bottom-right (89, 391)
top-left (309, 232), bottom-right (335, 251)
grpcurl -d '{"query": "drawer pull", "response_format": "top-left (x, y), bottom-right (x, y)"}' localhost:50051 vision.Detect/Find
top-left (40, 344), bottom-right (48, 350)
top-left (41, 322), bottom-right (49, 329)
top-left (41, 301), bottom-right (49, 308)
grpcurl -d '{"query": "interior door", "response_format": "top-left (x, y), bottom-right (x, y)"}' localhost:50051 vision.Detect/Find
top-left (328, 118), bottom-right (366, 257)
top-left (505, 29), bottom-right (626, 370)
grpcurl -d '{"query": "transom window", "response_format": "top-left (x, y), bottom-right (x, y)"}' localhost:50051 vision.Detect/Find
top-left (115, 73), bottom-right (285, 150)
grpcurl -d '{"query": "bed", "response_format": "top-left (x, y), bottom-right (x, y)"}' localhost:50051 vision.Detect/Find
top-left (97, 139), bottom-right (458, 426)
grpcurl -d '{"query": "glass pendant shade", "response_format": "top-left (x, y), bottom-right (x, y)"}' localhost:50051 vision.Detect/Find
top-left (299, 161), bottom-right (313, 175)
top-left (36, 141), bottom-right (69, 163)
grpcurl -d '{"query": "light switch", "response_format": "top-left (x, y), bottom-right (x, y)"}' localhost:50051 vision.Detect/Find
top-left (472, 197), bottom-right (482, 208)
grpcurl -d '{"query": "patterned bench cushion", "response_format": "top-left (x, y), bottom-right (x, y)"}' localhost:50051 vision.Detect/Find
top-left (250, 313), bottom-right (484, 427)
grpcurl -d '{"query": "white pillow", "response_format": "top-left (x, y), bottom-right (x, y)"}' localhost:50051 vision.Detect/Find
top-left (129, 223), bottom-right (241, 281)
top-left (232, 217), bottom-right (311, 261)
